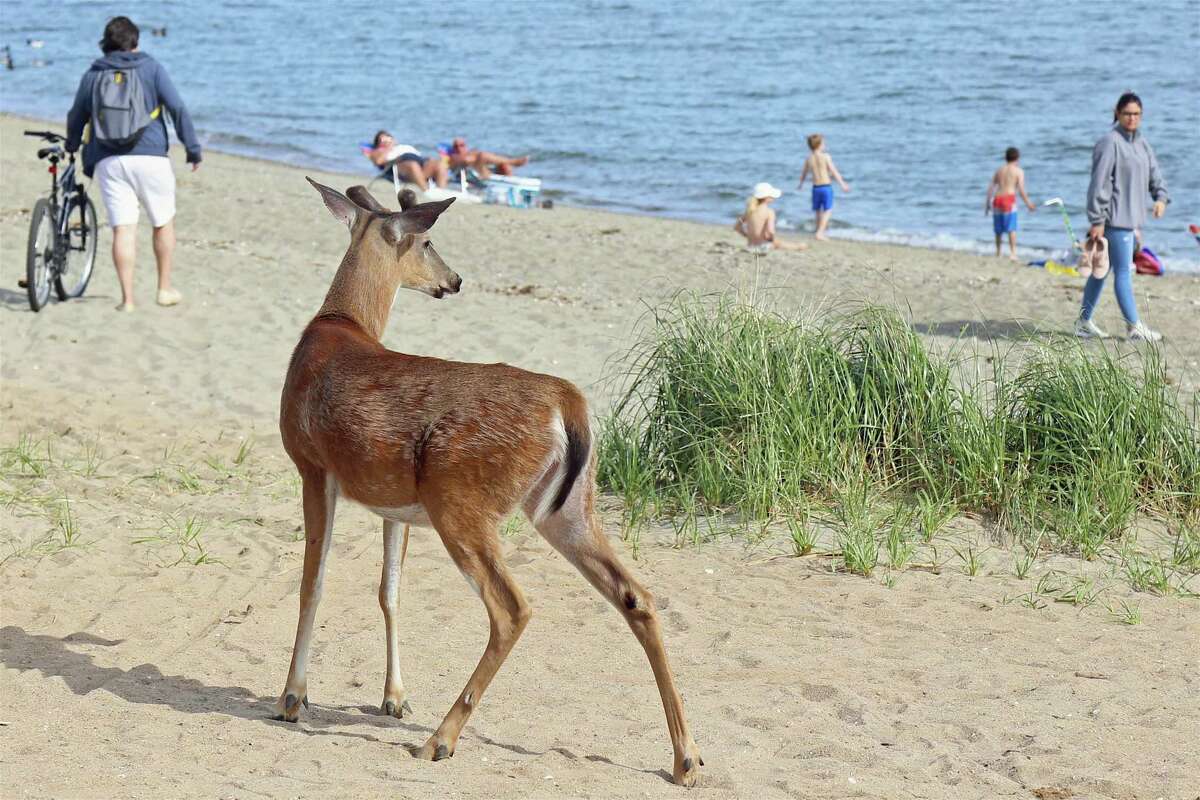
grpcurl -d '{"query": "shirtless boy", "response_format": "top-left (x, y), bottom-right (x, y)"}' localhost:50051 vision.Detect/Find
top-left (797, 134), bottom-right (850, 241)
top-left (985, 147), bottom-right (1036, 259)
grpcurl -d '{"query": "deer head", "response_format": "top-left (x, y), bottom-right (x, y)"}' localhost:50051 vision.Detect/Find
top-left (309, 177), bottom-right (461, 296)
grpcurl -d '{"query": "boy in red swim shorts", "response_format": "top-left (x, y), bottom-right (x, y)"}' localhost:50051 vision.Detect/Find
top-left (985, 147), bottom-right (1036, 260)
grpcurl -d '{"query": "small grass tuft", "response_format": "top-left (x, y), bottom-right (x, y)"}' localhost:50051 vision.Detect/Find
top-left (1107, 600), bottom-right (1143, 625)
top-left (134, 515), bottom-right (222, 567)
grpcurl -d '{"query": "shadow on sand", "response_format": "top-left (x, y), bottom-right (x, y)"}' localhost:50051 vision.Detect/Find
top-left (912, 318), bottom-right (1066, 342)
top-left (0, 625), bottom-right (426, 746)
top-left (0, 626), bottom-right (669, 780)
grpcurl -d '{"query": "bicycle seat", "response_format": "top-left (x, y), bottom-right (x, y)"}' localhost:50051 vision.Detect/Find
top-left (37, 146), bottom-right (63, 160)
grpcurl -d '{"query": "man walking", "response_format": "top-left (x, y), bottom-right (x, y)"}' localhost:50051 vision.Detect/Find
top-left (66, 15), bottom-right (201, 311)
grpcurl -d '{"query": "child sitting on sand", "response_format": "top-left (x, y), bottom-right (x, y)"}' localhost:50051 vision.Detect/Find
top-left (734, 183), bottom-right (808, 253)
top-left (985, 147), bottom-right (1036, 260)
top-left (797, 134), bottom-right (850, 241)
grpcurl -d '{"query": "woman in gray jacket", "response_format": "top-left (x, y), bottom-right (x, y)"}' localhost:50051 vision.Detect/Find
top-left (1074, 92), bottom-right (1169, 342)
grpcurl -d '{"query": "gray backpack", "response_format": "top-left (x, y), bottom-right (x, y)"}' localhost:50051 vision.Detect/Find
top-left (91, 67), bottom-right (157, 147)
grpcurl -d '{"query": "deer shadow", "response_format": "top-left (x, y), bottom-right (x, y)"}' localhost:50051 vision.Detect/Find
top-left (0, 625), bottom-right (656, 777)
top-left (0, 625), bottom-right (424, 746)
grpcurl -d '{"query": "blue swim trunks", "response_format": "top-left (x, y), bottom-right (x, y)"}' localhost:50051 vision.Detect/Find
top-left (812, 184), bottom-right (834, 212)
top-left (993, 211), bottom-right (1018, 235)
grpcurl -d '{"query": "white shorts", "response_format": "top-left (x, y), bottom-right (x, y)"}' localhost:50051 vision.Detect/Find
top-left (94, 155), bottom-right (177, 228)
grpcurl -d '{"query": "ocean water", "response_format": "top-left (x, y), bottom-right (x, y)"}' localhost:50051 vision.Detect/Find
top-left (3, 0), bottom-right (1198, 272)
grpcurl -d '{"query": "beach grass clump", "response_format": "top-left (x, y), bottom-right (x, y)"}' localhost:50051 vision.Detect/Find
top-left (598, 292), bottom-right (1200, 579)
top-left (1000, 343), bottom-right (1200, 554)
top-left (835, 307), bottom-right (965, 490)
top-left (598, 295), bottom-right (976, 524)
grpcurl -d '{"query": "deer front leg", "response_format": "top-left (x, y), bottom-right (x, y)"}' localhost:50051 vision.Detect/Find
top-left (379, 521), bottom-right (413, 718)
top-left (275, 472), bottom-right (337, 722)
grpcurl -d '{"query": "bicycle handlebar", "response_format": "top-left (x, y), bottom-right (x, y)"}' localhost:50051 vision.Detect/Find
top-left (24, 130), bottom-right (66, 143)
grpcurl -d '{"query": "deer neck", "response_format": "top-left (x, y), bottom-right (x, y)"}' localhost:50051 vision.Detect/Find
top-left (316, 247), bottom-right (400, 341)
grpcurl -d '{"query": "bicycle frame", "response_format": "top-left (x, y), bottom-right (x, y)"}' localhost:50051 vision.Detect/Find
top-left (41, 149), bottom-right (88, 271)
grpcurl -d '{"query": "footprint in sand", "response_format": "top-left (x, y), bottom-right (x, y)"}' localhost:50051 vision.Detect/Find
top-left (799, 682), bottom-right (838, 703)
top-left (836, 705), bottom-right (866, 726)
top-left (666, 609), bottom-right (689, 632)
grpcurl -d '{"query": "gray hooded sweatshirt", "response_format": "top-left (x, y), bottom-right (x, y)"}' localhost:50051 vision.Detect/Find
top-left (65, 51), bottom-right (201, 178)
top-left (1085, 124), bottom-right (1168, 230)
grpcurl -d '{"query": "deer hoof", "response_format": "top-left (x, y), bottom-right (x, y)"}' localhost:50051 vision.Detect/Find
top-left (274, 692), bottom-right (306, 722)
top-left (415, 737), bottom-right (454, 761)
top-left (381, 698), bottom-right (413, 719)
top-left (674, 751), bottom-right (703, 787)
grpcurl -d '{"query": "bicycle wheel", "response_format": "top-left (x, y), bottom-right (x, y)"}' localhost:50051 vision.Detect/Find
top-left (25, 198), bottom-right (54, 312)
top-left (55, 194), bottom-right (98, 300)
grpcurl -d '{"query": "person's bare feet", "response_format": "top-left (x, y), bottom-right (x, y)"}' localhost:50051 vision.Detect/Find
top-left (512, 156), bottom-right (529, 168)
top-left (814, 233), bottom-right (829, 241)
top-left (157, 288), bottom-right (182, 306)
top-left (115, 302), bottom-right (135, 312)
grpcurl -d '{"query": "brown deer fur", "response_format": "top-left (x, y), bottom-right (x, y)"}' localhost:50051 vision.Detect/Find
top-left (273, 179), bottom-right (703, 786)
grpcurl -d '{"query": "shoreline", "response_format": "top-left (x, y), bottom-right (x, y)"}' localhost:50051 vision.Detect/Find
top-left (7, 111), bottom-right (1193, 275)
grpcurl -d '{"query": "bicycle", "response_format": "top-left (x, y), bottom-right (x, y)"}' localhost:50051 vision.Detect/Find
top-left (23, 130), bottom-right (99, 312)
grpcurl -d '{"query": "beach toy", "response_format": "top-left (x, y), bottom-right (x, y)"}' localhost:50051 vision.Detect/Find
top-left (1190, 223), bottom-right (1200, 247)
top-left (1133, 246), bottom-right (1163, 276)
top-left (1043, 197), bottom-right (1082, 253)
top-left (1028, 258), bottom-right (1081, 277)
top-left (1045, 259), bottom-right (1080, 277)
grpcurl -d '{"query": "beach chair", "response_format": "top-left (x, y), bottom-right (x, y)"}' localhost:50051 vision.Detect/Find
top-left (361, 142), bottom-right (540, 207)
top-left (361, 141), bottom-right (407, 194)
top-left (359, 142), bottom-right (482, 205)
top-left (436, 141), bottom-right (543, 208)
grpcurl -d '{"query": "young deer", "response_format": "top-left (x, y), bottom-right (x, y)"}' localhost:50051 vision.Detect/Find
top-left (274, 178), bottom-right (703, 786)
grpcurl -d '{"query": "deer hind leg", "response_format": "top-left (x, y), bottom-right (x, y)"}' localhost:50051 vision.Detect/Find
top-left (416, 508), bottom-right (531, 762)
top-left (379, 521), bottom-right (413, 718)
top-left (528, 491), bottom-right (703, 787)
top-left (275, 471), bottom-right (337, 722)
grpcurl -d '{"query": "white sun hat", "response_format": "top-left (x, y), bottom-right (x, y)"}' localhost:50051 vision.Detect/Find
top-left (753, 182), bottom-right (782, 200)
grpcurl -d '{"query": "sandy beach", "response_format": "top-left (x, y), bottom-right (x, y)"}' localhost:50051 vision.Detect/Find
top-left (2, 112), bottom-right (1199, 799)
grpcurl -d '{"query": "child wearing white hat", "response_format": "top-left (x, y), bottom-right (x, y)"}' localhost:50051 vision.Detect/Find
top-left (734, 183), bottom-right (808, 253)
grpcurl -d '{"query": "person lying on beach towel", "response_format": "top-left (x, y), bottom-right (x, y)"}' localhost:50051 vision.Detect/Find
top-left (734, 183), bottom-right (808, 254)
top-left (441, 137), bottom-right (528, 179)
top-left (365, 130), bottom-right (448, 190)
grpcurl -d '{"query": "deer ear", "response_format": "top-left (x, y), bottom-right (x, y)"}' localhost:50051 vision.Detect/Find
top-left (346, 185), bottom-right (389, 214)
top-left (397, 188), bottom-right (419, 211)
top-left (393, 197), bottom-right (456, 234)
top-left (307, 177), bottom-right (360, 228)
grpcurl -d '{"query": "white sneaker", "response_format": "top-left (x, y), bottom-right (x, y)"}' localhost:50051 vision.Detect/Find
top-left (1074, 317), bottom-right (1110, 339)
top-left (1127, 321), bottom-right (1162, 342)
